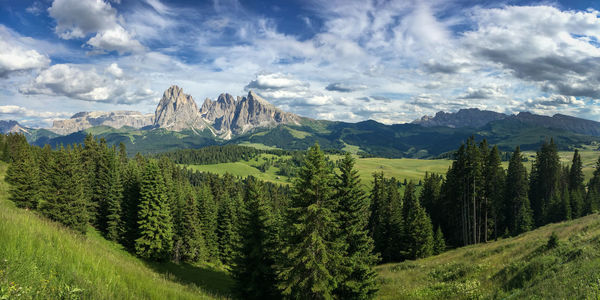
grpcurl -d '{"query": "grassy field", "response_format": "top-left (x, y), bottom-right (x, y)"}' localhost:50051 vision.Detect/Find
top-left (0, 162), bottom-right (232, 300)
top-left (184, 149), bottom-right (600, 186)
top-left (377, 213), bottom-right (600, 299)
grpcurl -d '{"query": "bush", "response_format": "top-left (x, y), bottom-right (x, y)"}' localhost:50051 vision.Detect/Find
top-left (547, 232), bottom-right (559, 249)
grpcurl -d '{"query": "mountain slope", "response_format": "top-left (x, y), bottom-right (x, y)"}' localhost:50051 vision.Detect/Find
top-left (0, 120), bottom-right (29, 134)
top-left (377, 213), bottom-right (600, 299)
top-left (0, 162), bottom-right (231, 299)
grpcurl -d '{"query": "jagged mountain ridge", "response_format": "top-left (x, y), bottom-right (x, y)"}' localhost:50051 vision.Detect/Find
top-left (413, 108), bottom-right (600, 137)
top-left (0, 120), bottom-right (29, 134)
top-left (48, 85), bottom-right (302, 138)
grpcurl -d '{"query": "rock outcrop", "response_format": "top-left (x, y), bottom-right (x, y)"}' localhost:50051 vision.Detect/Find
top-left (0, 120), bottom-right (29, 134)
top-left (412, 108), bottom-right (508, 128)
top-left (50, 111), bottom-right (153, 135)
top-left (45, 85), bottom-right (302, 138)
top-left (154, 85), bottom-right (208, 132)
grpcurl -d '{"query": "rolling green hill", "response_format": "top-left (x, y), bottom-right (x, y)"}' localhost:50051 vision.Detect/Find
top-left (377, 213), bottom-right (600, 299)
top-left (0, 162), bottom-right (231, 299)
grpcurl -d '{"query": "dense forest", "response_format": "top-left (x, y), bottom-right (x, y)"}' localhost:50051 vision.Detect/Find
top-left (1, 132), bottom-right (599, 299)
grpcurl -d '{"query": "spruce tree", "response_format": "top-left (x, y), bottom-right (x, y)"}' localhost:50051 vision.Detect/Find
top-left (5, 138), bottom-right (39, 209)
top-left (121, 160), bottom-right (141, 250)
top-left (180, 184), bottom-right (205, 262)
top-left (433, 226), bottom-right (446, 255)
top-left (403, 182), bottom-right (434, 259)
top-left (217, 191), bottom-right (239, 268)
top-left (105, 149), bottom-right (124, 242)
top-left (233, 176), bottom-right (279, 299)
top-left (483, 145), bottom-right (505, 241)
top-left (529, 139), bottom-right (561, 226)
top-left (333, 153), bottom-right (378, 299)
top-left (197, 184), bottom-right (219, 261)
top-left (39, 146), bottom-right (89, 233)
top-left (504, 147), bottom-right (532, 235)
top-left (135, 160), bottom-right (174, 261)
top-left (569, 150), bottom-right (585, 218)
top-left (278, 143), bottom-right (342, 299)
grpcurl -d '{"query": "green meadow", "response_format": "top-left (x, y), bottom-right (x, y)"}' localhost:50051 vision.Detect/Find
top-left (183, 149), bottom-right (600, 186)
top-left (377, 213), bottom-right (600, 299)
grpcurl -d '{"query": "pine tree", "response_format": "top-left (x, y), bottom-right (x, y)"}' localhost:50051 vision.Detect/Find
top-left (278, 143), bottom-right (342, 299)
top-left (217, 191), bottom-right (239, 268)
top-left (121, 160), bottom-right (141, 250)
top-left (585, 155), bottom-right (600, 214)
top-left (135, 160), bottom-right (174, 261)
top-left (105, 148), bottom-right (124, 241)
top-left (483, 145), bottom-right (505, 241)
top-left (515, 195), bottom-right (533, 234)
top-left (197, 184), bottom-right (219, 261)
top-left (5, 138), bottom-right (39, 209)
top-left (433, 226), bottom-right (446, 255)
top-left (529, 139), bottom-right (561, 226)
top-left (504, 147), bottom-right (532, 235)
top-left (403, 182), bottom-right (434, 259)
top-left (420, 172), bottom-right (442, 230)
top-left (333, 153), bottom-right (378, 299)
top-left (180, 184), bottom-right (205, 262)
top-left (39, 146), bottom-right (89, 233)
top-left (233, 176), bottom-right (279, 300)
top-left (569, 150), bottom-right (585, 218)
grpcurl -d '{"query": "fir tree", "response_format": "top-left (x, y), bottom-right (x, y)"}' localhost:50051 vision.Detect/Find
top-left (197, 184), bottom-right (219, 261)
top-left (39, 146), bottom-right (89, 233)
top-left (505, 147), bottom-right (532, 235)
top-left (135, 160), bottom-right (174, 261)
top-left (333, 153), bottom-right (378, 299)
top-left (180, 184), bottom-right (205, 262)
top-left (233, 176), bottom-right (279, 299)
top-left (433, 226), bottom-right (446, 255)
top-left (403, 182), bottom-right (434, 259)
top-left (569, 150), bottom-right (585, 218)
top-left (529, 139), bottom-right (561, 226)
top-left (217, 191), bottom-right (239, 268)
top-left (121, 160), bottom-right (141, 250)
top-left (483, 145), bottom-right (505, 241)
top-left (5, 138), bottom-right (39, 209)
top-left (278, 143), bottom-right (342, 299)
top-left (105, 148), bottom-right (124, 241)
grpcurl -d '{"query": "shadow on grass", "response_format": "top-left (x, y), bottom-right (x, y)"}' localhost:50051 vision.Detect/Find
top-left (147, 261), bottom-right (234, 298)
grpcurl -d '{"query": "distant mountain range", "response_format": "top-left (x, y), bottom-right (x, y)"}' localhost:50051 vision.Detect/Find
top-left (3, 86), bottom-right (600, 157)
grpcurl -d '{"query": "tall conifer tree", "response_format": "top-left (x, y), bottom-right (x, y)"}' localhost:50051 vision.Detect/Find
top-left (135, 160), bottom-right (174, 261)
top-left (278, 143), bottom-right (342, 299)
top-left (5, 137), bottom-right (39, 209)
top-left (333, 153), bottom-right (378, 299)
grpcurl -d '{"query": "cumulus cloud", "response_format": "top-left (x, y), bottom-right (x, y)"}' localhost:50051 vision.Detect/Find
top-left (245, 73), bottom-right (308, 91)
top-left (19, 64), bottom-right (156, 104)
top-left (458, 84), bottom-right (506, 100)
top-left (0, 105), bottom-right (71, 119)
top-left (463, 5), bottom-right (600, 98)
top-left (525, 94), bottom-right (585, 108)
top-left (0, 26), bottom-right (50, 77)
top-left (48, 0), bottom-right (144, 54)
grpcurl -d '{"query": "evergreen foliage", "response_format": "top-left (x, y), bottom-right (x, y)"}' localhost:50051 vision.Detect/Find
top-left (135, 160), bottom-right (174, 261)
top-left (5, 136), bottom-right (39, 209)
top-left (403, 182), bottom-right (434, 259)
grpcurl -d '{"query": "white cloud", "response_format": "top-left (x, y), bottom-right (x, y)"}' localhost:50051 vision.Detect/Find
top-left (19, 64), bottom-right (156, 104)
top-left (105, 63), bottom-right (123, 78)
top-left (0, 26), bottom-right (50, 77)
top-left (0, 105), bottom-right (71, 119)
top-left (245, 73), bottom-right (308, 91)
top-left (48, 0), bottom-right (144, 54)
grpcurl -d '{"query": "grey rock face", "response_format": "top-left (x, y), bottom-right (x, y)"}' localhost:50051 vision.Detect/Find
top-left (46, 85), bottom-right (302, 138)
top-left (0, 120), bottom-right (29, 134)
top-left (412, 108), bottom-right (508, 128)
top-left (154, 85), bottom-right (207, 131)
top-left (51, 111), bottom-right (153, 134)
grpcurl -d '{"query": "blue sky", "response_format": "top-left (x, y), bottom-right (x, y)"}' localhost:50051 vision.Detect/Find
top-left (1, 0), bottom-right (600, 127)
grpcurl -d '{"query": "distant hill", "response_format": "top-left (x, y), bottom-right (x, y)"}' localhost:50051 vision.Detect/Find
top-left (0, 120), bottom-right (29, 134)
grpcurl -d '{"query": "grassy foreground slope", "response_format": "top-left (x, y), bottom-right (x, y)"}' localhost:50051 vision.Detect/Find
top-left (0, 162), bottom-right (230, 299)
top-left (377, 213), bottom-right (600, 299)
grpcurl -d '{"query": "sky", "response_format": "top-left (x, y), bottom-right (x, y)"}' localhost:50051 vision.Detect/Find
top-left (1, 0), bottom-right (600, 128)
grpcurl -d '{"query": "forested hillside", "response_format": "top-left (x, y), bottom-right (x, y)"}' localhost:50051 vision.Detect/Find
top-left (2, 132), bottom-right (600, 298)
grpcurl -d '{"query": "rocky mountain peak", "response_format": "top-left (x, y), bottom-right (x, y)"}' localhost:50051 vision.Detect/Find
top-left (154, 85), bottom-right (206, 131)
top-left (0, 120), bottom-right (29, 134)
top-left (412, 108), bottom-right (508, 128)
